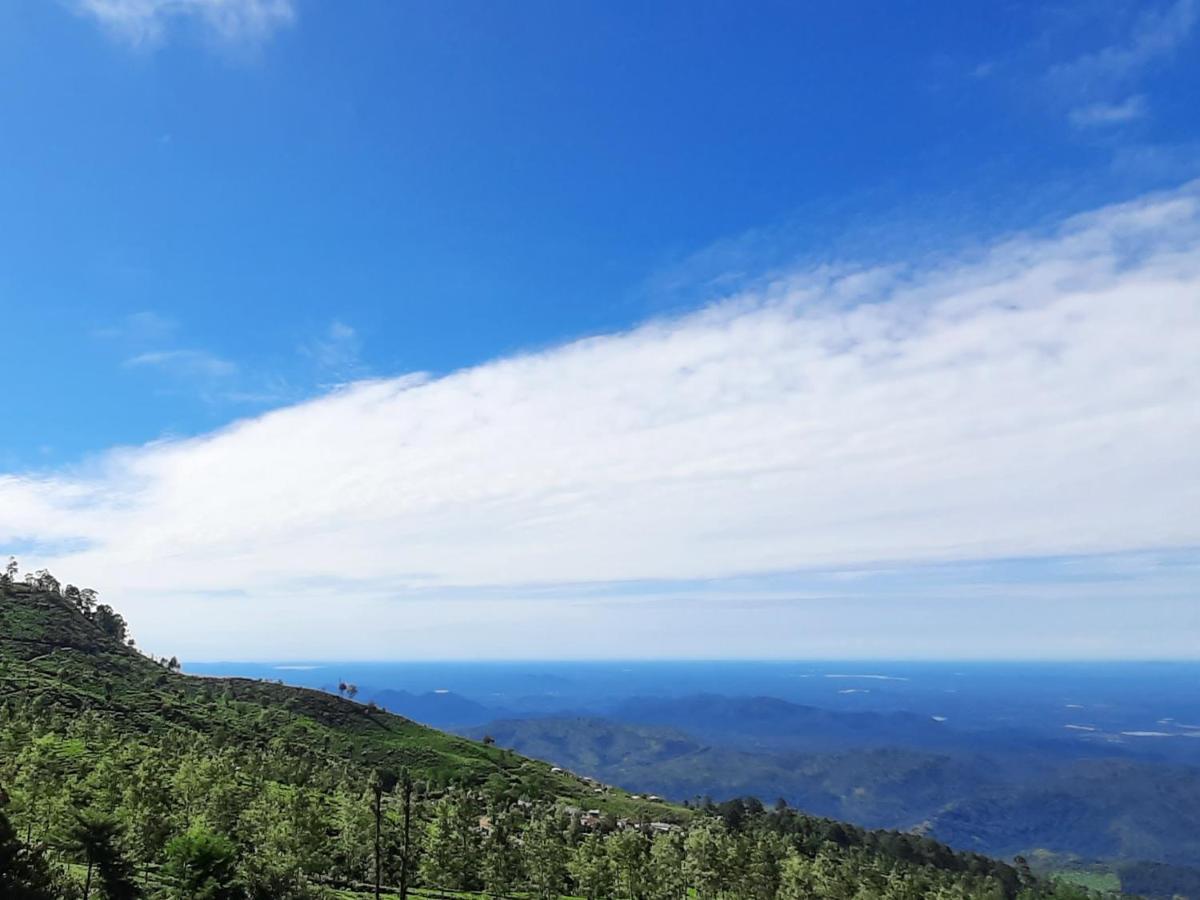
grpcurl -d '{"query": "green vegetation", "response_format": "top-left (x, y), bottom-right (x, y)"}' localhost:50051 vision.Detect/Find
top-left (1051, 871), bottom-right (1121, 893)
top-left (0, 566), bottom-right (1122, 898)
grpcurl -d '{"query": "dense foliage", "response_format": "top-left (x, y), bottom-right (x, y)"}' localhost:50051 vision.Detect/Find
top-left (0, 570), bottom-right (1119, 899)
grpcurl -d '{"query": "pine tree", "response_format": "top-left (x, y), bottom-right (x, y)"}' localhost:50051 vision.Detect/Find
top-left (62, 809), bottom-right (139, 900)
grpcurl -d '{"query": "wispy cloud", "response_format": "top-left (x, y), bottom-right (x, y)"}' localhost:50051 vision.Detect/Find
top-left (1050, 0), bottom-right (1197, 90)
top-left (125, 348), bottom-right (238, 378)
top-left (1049, 0), bottom-right (1196, 127)
top-left (1068, 94), bottom-right (1148, 128)
top-left (4, 184), bottom-right (1199, 658)
top-left (300, 320), bottom-right (367, 383)
top-left (93, 310), bottom-right (177, 342)
top-left (75, 0), bottom-right (295, 47)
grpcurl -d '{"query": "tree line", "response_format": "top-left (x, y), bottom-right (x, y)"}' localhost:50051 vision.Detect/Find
top-left (0, 699), bottom-right (1105, 900)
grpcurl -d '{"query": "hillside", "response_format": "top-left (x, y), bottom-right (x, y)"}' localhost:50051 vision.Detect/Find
top-left (0, 580), bottom-right (654, 815)
top-left (0, 576), bottom-right (1114, 899)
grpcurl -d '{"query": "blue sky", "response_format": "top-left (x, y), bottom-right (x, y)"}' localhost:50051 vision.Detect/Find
top-left (0, 0), bottom-right (1198, 659)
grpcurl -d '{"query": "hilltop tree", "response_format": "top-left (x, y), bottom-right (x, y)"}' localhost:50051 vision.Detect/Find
top-left (80, 588), bottom-right (99, 615)
top-left (92, 605), bottom-right (128, 643)
top-left (32, 570), bottom-right (60, 595)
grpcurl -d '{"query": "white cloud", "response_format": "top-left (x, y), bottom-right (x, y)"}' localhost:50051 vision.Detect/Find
top-left (75, 0), bottom-right (295, 47)
top-left (125, 348), bottom-right (238, 378)
top-left (4, 184), bottom-right (1200, 658)
top-left (1069, 95), bottom-right (1147, 128)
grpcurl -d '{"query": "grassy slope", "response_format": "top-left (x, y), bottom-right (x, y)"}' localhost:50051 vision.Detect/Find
top-left (0, 584), bottom-right (682, 823)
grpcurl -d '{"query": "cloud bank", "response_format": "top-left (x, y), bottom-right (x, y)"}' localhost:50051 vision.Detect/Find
top-left (3, 185), bottom-right (1199, 657)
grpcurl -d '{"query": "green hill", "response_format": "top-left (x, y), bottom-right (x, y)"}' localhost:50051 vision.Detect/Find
top-left (0, 579), bottom-right (650, 811)
top-left (0, 574), bottom-right (1118, 899)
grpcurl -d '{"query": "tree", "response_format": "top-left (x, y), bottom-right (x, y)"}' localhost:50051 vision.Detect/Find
top-left (778, 849), bottom-right (816, 900)
top-left (2, 556), bottom-right (18, 587)
top-left (331, 788), bottom-right (373, 886)
top-left (523, 809), bottom-right (568, 900)
top-left (80, 588), bottom-right (99, 615)
top-left (609, 828), bottom-right (650, 899)
top-left (62, 809), bottom-right (139, 900)
top-left (369, 769), bottom-right (398, 900)
top-left (742, 830), bottom-right (786, 899)
top-left (92, 605), bottom-right (129, 643)
top-left (397, 770), bottom-right (415, 900)
top-left (119, 750), bottom-right (175, 882)
top-left (481, 808), bottom-right (522, 898)
top-left (683, 819), bottom-right (731, 900)
top-left (647, 831), bottom-right (687, 900)
top-left (32, 570), bottom-right (60, 595)
top-left (569, 831), bottom-right (615, 900)
top-left (161, 826), bottom-right (240, 900)
top-left (0, 807), bottom-right (56, 900)
top-left (419, 791), bottom-right (479, 894)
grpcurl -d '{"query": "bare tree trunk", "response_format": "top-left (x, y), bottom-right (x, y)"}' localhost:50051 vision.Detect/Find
top-left (83, 855), bottom-right (94, 900)
top-left (399, 775), bottom-right (413, 900)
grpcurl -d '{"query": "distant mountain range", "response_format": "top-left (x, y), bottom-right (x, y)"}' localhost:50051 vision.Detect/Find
top-left (452, 699), bottom-right (1200, 897)
top-left (367, 687), bottom-right (500, 728)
